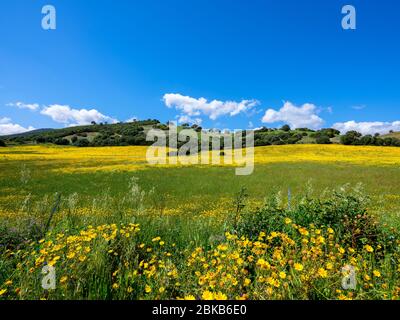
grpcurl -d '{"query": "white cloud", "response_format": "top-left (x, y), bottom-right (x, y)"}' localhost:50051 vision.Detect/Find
top-left (176, 114), bottom-right (202, 125)
top-left (6, 101), bottom-right (39, 111)
top-left (333, 120), bottom-right (400, 135)
top-left (41, 104), bottom-right (118, 126)
top-left (0, 118), bottom-right (34, 136)
top-left (126, 117), bottom-right (138, 123)
top-left (163, 93), bottom-right (259, 121)
top-left (261, 101), bottom-right (324, 130)
top-left (0, 117), bottom-right (11, 124)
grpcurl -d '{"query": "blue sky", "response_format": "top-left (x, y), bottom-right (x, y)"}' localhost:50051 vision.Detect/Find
top-left (1, 0), bottom-right (400, 135)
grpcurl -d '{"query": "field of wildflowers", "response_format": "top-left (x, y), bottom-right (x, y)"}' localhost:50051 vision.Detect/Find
top-left (0, 145), bottom-right (399, 300)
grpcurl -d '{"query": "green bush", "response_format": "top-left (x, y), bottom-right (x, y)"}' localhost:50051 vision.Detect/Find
top-left (54, 138), bottom-right (70, 145)
top-left (75, 139), bottom-right (90, 147)
top-left (234, 187), bottom-right (390, 250)
top-left (316, 135), bottom-right (331, 144)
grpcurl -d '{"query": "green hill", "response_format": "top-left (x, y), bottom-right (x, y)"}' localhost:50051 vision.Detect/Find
top-left (0, 121), bottom-right (340, 148)
top-left (1, 119), bottom-right (161, 147)
top-left (2, 120), bottom-right (400, 148)
top-left (1, 128), bottom-right (54, 139)
top-left (382, 131), bottom-right (400, 139)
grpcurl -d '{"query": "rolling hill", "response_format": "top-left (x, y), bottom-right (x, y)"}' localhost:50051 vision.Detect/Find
top-left (1, 120), bottom-right (400, 148)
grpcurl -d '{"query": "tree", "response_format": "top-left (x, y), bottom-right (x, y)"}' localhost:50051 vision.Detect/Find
top-left (281, 124), bottom-right (291, 132)
top-left (319, 128), bottom-right (340, 138)
top-left (36, 137), bottom-right (46, 144)
top-left (340, 131), bottom-right (362, 145)
top-left (91, 121), bottom-right (97, 125)
top-left (75, 139), bottom-right (90, 147)
top-left (54, 138), bottom-right (70, 145)
top-left (360, 135), bottom-right (373, 145)
top-left (316, 135), bottom-right (332, 144)
top-left (0, 139), bottom-right (6, 147)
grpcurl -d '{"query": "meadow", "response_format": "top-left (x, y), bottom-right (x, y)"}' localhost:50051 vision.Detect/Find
top-left (0, 144), bottom-right (399, 300)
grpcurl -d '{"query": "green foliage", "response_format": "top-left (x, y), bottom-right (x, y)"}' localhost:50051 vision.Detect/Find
top-left (54, 138), bottom-right (70, 146)
top-left (2, 119), bottom-right (160, 147)
top-left (234, 187), bottom-right (394, 250)
top-left (254, 131), bottom-right (304, 146)
top-left (318, 128), bottom-right (340, 138)
top-left (4, 117), bottom-right (400, 149)
top-left (233, 195), bottom-right (285, 239)
top-left (315, 135), bottom-right (331, 144)
top-left (75, 139), bottom-right (90, 147)
top-left (340, 131), bottom-right (400, 147)
top-left (341, 131), bottom-right (363, 145)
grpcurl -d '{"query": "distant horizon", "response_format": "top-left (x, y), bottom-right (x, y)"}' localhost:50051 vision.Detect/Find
top-left (2, 117), bottom-right (400, 139)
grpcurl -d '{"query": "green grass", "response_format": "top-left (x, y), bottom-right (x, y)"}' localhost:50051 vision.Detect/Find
top-left (1, 151), bottom-right (400, 300)
top-left (1, 161), bottom-right (400, 203)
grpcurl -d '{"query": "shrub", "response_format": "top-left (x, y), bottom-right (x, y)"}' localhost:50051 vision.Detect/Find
top-left (234, 187), bottom-right (384, 249)
top-left (340, 131), bottom-right (362, 145)
top-left (318, 128), bottom-right (340, 138)
top-left (75, 139), bottom-right (90, 147)
top-left (54, 138), bottom-right (70, 145)
top-left (0, 139), bottom-right (6, 147)
top-left (35, 137), bottom-right (46, 144)
top-left (315, 135), bottom-right (331, 144)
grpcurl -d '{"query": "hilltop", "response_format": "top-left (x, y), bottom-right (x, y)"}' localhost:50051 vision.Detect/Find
top-left (1, 120), bottom-right (400, 148)
top-left (0, 119), bottom-right (161, 147)
top-left (0, 121), bottom-right (337, 147)
top-left (382, 131), bottom-right (400, 140)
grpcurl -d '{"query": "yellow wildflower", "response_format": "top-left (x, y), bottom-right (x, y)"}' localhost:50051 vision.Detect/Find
top-left (318, 268), bottom-right (328, 278)
top-left (294, 263), bottom-right (304, 271)
top-left (364, 245), bottom-right (374, 253)
top-left (60, 276), bottom-right (68, 284)
top-left (202, 290), bottom-right (214, 300)
top-left (214, 292), bottom-right (228, 300)
top-left (373, 270), bottom-right (381, 278)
